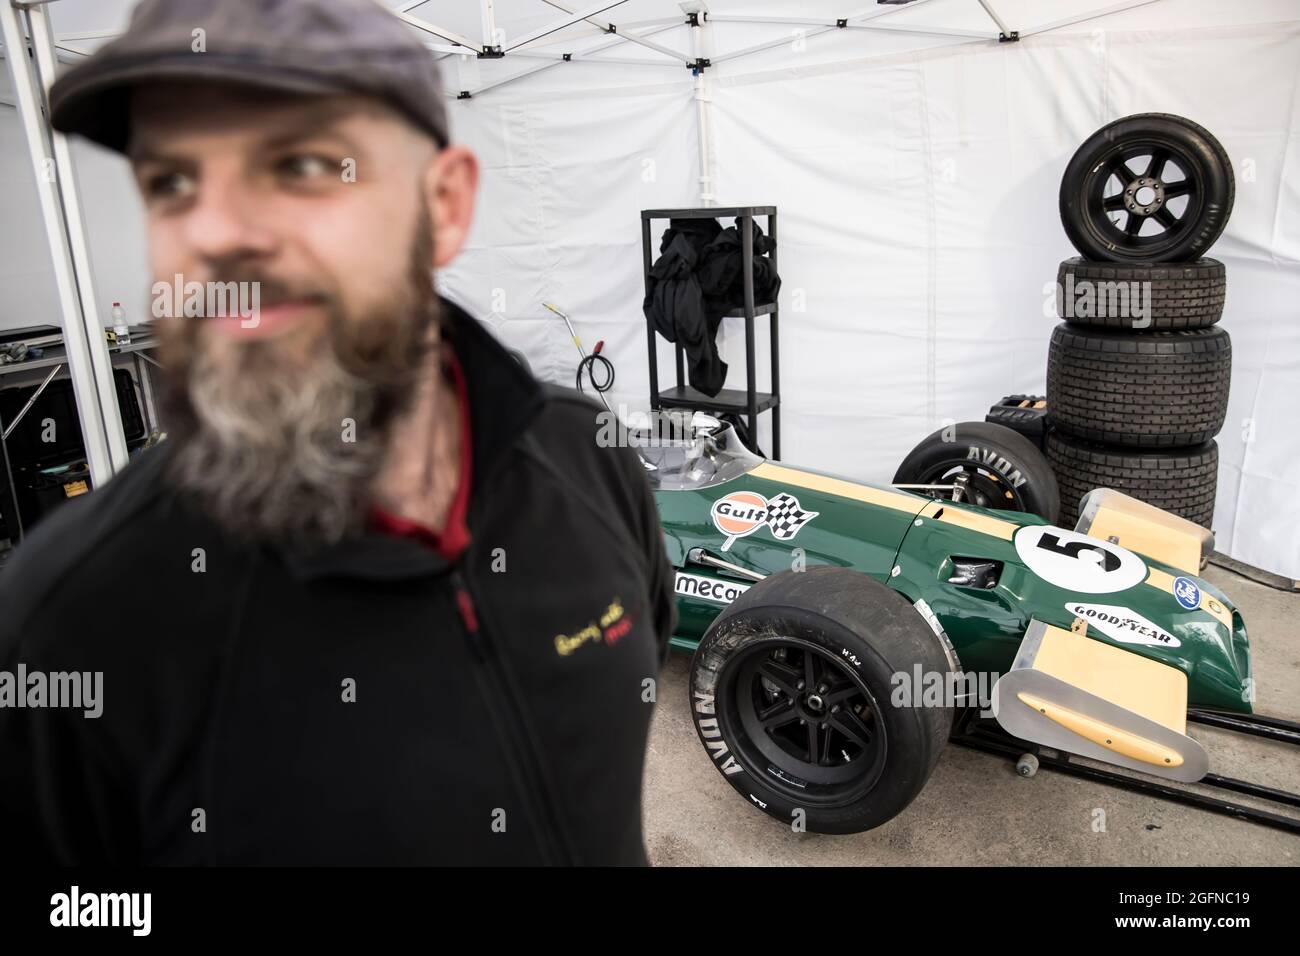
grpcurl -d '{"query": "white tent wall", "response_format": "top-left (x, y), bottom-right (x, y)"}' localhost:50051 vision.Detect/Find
top-left (0, 66), bottom-right (150, 337)
top-left (440, 1), bottom-right (1300, 579)
top-left (696, 16), bottom-right (1300, 579)
top-left (0, 0), bottom-right (1296, 577)
top-left (439, 83), bottom-right (698, 391)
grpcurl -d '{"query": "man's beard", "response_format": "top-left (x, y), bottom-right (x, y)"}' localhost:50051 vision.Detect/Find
top-left (157, 213), bottom-right (442, 547)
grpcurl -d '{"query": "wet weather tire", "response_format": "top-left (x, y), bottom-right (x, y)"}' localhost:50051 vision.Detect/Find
top-left (1047, 431), bottom-right (1218, 529)
top-left (1055, 257), bottom-right (1226, 330)
top-left (1046, 323), bottom-right (1231, 447)
top-left (1060, 113), bottom-right (1234, 262)
top-left (894, 421), bottom-right (1060, 523)
top-left (689, 567), bottom-right (953, 834)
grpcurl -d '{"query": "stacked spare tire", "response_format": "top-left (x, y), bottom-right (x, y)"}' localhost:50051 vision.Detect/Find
top-left (1048, 113), bottom-right (1234, 530)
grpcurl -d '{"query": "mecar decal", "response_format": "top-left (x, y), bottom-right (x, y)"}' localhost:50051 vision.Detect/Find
top-left (1066, 603), bottom-right (1182, 649)
top-left (711, 490), bottom-right (818, 551)
top-left (1014, 525), bottom-right (1147, 594)
top-left (675, 572), bottom-right (751, 606)
top-left (1173, 576), bottom-right (1202, 611)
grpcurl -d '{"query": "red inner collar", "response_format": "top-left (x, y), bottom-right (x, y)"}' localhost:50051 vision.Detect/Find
top-left (368, 347), bottom-right (472, 560)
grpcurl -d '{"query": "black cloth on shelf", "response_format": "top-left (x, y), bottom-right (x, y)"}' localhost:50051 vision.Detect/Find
top-left (643, 217), bottom-right (780, 397)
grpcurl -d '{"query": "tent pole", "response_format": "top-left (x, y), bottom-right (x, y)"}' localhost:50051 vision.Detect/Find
top-left (26, 2), bottom-right (129, 471)
top-left (504, 1), bottom-right (630, 53)
top-left (480, 0), bottom-right (497, 49)
top-left (690, 13), bottom-right (714, 207)
top-left (846, 22), bottom-right (997, 40)
top-left (502, 49), bottom-right (684, 66)
top-left (708, 14), bottom-right (993, 42)
top-left (975, 0), bottom-right (1016, 38)
top-left (0, 0), bottom-right (121, 486)
top-left (1019, 0), bottom-right (1166, 39)
top-left (456, 20), bottom-right (684, 98)
top-left (709, 0), bottom-right (946, 65)
top-left (462, 57), bottom-right (561, 97)
top-left (392, 8), bottom-right (484, 54)
top-left (710, 25), bottom-right (836, 65)
top-left (707, 0), bottom-right (944, 31)
top-left (541, 0), bottom-right (691, 63)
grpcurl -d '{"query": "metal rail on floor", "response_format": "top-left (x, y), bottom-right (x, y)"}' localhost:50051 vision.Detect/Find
top-left (953, 712), bottom-right (1300, 835)
top-left (1188, 709), bottom-right (1300, 745)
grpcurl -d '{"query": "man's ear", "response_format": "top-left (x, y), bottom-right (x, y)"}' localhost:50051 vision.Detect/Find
top-left (423, 145), bottom-right (479, 269)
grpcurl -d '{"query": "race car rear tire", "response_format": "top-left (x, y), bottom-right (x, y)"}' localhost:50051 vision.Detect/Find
top-left (689, 567), bottom-right (952, 834)
top-left (1054, 257), bottom-right (1226, 330)
top-left (1047, 431), bottom-right (1218, 529)
top-left (894, 421), bottom-right (1060, 523)
top-left (1046, 323), bottom-right (1231, 447)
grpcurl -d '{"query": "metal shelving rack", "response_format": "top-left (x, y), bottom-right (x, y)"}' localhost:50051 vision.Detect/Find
top-left (641, 205), bottom-right (781, 459)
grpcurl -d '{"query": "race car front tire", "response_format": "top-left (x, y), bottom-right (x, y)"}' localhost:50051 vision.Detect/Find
top-left (1047, 431), bottom-right (1219, 529)
top-left (689, 567), bottom-right (952, 834)
top-left (1046, 323), bottom-right (1231, 447)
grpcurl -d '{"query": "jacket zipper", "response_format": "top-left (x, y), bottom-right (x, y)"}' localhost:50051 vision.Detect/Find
top-left (449, 567), bottom-right (575, 865)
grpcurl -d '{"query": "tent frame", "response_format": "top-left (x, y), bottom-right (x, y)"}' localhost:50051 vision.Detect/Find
top-left (1, 0), bottom-right (128, 491)
top-left (0, 0), bottom-right (1166, 488)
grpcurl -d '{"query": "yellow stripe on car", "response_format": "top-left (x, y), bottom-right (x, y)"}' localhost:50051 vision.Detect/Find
top-left (917, 500), bottom-right (1018, 541)
top-left (750, 463), bottom-right (923, 514)
top-left (751, 463), bottom-right (1020, 542)
top-left (754, 463), bottom-right (1230, 628)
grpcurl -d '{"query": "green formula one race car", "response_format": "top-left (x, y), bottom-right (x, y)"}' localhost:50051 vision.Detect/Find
top-left (646, 416), bottom-right (1270, 834)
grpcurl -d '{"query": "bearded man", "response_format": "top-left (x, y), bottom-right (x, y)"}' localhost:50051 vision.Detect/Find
top-left (0, 0), bottom-right (674, 866)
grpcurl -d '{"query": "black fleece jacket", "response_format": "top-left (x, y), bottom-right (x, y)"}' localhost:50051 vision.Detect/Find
top-left (0, 297), bottom-right (675, 866)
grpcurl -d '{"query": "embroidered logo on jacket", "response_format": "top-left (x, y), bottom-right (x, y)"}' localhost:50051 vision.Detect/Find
top-left (554, 598), bottom-right (635, 657)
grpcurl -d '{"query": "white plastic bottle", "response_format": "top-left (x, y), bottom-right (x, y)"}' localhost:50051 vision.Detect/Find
top-left (111, 301), bottom-right (130, 346)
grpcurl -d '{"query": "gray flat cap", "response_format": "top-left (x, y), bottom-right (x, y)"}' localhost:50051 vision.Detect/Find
top-left (50, 0), bottom-right (449, 153)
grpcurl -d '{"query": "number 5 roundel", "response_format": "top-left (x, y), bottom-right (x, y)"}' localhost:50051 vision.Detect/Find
top-left (1013, 525), bottom-right (1147, 594)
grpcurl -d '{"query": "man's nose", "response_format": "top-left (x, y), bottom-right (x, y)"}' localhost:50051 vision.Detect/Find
top-left (180, 177), bottom-right (278, 264)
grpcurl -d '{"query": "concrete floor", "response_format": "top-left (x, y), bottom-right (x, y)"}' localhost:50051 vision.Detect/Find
top-left (642, 565), bottom-right (1300, 865)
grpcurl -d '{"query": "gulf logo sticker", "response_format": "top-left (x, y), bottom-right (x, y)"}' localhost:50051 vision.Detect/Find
top-left (711, 490), bottom-right (818, 551)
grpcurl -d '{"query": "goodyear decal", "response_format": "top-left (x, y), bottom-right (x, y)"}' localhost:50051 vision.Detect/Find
top-left (1066, 602), bottom-right (1181, 649)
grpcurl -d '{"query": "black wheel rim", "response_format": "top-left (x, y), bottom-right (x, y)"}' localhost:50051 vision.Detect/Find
top-left (1081, 137), bottom-right (1205, 258)
top-left (718, 637), bottom-right (887, 805)
top-left (915, 459), bottom-right (1025, 512)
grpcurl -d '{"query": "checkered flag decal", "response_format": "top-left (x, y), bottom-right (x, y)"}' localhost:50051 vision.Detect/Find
top-left (765, 493), bottom-right (819, 540)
